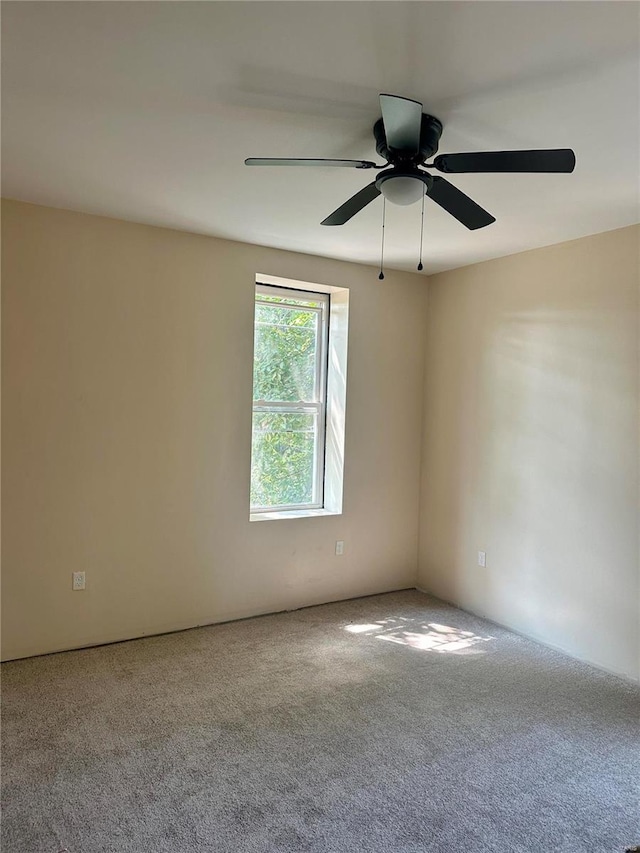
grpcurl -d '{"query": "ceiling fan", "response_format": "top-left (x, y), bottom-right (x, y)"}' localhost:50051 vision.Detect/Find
top-left (245, 93), bottom-right (576, 230)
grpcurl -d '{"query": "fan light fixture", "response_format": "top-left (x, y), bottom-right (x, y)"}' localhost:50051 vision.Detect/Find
top-left (245, 92), bottom-right (576, 274)
top-left (378, 174), bottom-right (426, 206)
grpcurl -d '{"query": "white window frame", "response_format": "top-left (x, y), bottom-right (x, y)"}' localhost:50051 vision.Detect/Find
top-left (251, 283), bottom-right (330, 514)
top-left (250, 274), bottom-right (349, 523)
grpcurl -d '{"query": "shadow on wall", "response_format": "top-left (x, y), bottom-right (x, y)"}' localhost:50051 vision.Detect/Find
top-left (477, 307), bottom-right (632, 624)
top-left (425, 284), bottom-right (635, 658)
top-left (344, 616), bottom-right (494, 656)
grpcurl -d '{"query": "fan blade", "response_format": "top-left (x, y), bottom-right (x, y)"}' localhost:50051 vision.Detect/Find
top-left (321, 182), bottom-right (381, 226)
top-left (245, 157), bottom-right (377, 169)
top-left (428, 176), bottom-right (495, 230)
top-left (434, 149), bottom-right (576, 174)
top-left (379, 94), bottom-right (422, 154)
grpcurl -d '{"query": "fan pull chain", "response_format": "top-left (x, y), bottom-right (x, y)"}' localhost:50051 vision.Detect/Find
top-left (417, 190), bottom-right (425, 271)
top-left (378, 197), bottom-right (386, 280)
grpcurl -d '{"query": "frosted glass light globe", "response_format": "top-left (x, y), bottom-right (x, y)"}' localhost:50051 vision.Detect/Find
top-left (379, 175), bottom-right (426, 206)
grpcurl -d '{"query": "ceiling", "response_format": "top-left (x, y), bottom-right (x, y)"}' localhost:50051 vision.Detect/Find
top-left (2, 2), bottom-right (639, 274)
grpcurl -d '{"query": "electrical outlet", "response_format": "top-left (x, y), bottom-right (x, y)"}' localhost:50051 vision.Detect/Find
top-left (478, 551), bottom-right (486, 568)
top-left (335, 540), bottom-right (344, 556)
top-left (72, 571), bottom-right (86, 590)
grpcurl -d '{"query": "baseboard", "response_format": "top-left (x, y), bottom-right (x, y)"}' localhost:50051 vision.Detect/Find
top-left (1, 585), bottom-right (416, 663)
top-left (415, 585), bottom-right (639, 685)
top-left (7, 584), bottom-right (635, 683)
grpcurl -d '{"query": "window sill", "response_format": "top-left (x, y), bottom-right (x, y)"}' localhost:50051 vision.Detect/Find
top-left (250, 508), bottom-right (342, 522)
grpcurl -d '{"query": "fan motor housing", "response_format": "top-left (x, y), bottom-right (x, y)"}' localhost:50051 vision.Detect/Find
top-left (374, 113), bottom-right (443, 164)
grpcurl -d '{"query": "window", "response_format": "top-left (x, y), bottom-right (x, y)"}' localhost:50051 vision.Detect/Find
top-left (250, 283), bottom-right (330, 513)
top-left (249, 274), bottom-right (349, 522)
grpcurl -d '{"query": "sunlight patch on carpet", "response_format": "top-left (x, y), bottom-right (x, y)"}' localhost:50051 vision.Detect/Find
top-left (344, 616), bottom-right (494, 655)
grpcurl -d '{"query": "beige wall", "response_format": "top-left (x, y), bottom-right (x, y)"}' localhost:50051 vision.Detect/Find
top-left (4, 200), bottom-right (638, 679)
top-left (1, 199), bottom-right (428, 660)
top-left (418, 225), bottom-right (639, 681)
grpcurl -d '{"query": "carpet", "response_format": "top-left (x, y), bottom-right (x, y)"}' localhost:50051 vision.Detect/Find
top-left (1, 590), bottom-right (639, 852)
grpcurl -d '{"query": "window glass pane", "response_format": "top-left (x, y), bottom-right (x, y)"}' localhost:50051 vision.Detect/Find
top-left (258, 293), bottom-right (323, 308)
top-left (253, 303), bottom-right (319, 402)
top-left (251, 411), bottom-right (317, 508)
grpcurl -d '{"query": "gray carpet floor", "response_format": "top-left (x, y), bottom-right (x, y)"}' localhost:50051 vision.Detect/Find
top-left (1, 590), bottom-right (639, 853)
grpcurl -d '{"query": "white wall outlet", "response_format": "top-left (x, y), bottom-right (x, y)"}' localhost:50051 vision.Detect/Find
top-left (335, 540), bottom-right (344, 556)
top-left (478, 551), bottom-right (486, 568)
top-left (72, 571), bottom-right (86, 590)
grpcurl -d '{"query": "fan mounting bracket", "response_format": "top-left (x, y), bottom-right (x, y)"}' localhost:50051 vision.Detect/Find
top-left (374, 113), bottom-right (443, 164)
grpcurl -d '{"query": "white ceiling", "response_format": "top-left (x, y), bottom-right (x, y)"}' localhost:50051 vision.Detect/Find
top-left (3, 1), bottom-right (639, 274)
